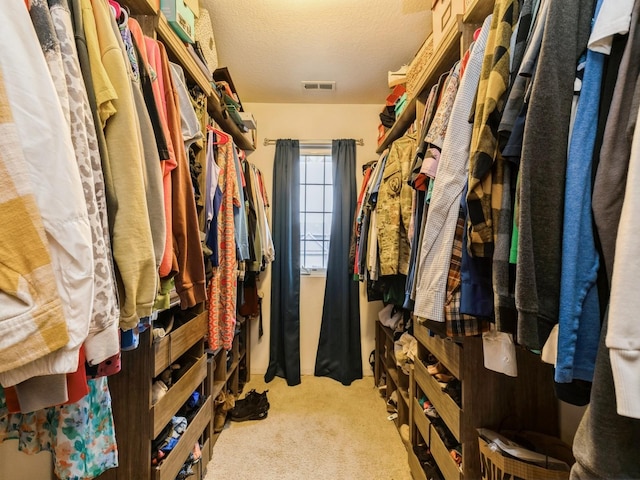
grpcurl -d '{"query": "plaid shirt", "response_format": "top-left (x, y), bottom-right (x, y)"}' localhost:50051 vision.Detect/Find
top-left (445, 214), bottom-right (490, 337)
top-left (467, 0), bottom-right (520, 258)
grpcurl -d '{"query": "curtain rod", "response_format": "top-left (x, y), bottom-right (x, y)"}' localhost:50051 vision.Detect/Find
top-left (263, 138), bottom-right (364, 147)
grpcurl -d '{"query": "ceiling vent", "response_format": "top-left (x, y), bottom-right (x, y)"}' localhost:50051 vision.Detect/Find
top-left (301, 81), bottom-right (336, 92)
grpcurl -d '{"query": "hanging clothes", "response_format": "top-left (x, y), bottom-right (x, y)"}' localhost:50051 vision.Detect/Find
top-left (466, 0), bottom-right (519, 258)
top-left (515, 0), bottom-right (596, 350)
top-left (82, 0), bottom-right (156, 330)
top-left (159, 42), bottom-right (206, 308)
top-left (0, 0), bottom-right (93, 391)
top-left (0, 66), bottom-right (69, 378)
top-left (414, 18), bottom-right (489, 323)
top-left (208, 139), bottom-right (239, 351)
top-left (0, 377), bottom-right (118, 480)
top-left (47, 0), bottom-right (120, 370)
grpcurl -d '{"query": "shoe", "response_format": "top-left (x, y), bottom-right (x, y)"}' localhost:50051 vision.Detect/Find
top-left (388, 65), bottom-right (408, 88)
top-left (230, 401), bottom-right (269, 422)
top-left (234, 389), bottom-right (269, 411)
top-left (427, 362), bottom-right (448, 376)
top-left (399, 424), bottom-right (410, 445)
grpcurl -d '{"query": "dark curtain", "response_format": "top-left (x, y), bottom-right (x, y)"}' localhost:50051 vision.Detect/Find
top-left (265, 140), bottom-right (301, 386)
top-left (314, 139), bottom-right (362, 385)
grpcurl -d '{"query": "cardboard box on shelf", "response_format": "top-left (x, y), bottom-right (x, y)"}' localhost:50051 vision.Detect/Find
top-left (161, 0), bottom-right (195, 43)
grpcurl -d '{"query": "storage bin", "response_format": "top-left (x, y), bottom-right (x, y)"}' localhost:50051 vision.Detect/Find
top-left (478, 436), bottom-right (571, 480)
top-left (406, 35), bottom-right (434, 98)
top-left (161, 0), bottom-right (196, 43)
top-left (432, 0), bottom-right (465, 51)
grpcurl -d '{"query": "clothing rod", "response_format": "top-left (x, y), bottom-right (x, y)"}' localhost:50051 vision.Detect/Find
top-left (263, 138), bottom-right (364, 146)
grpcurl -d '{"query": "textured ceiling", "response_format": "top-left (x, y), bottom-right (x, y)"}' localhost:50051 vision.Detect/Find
top-left (202, 0), bottom-right (432, 104)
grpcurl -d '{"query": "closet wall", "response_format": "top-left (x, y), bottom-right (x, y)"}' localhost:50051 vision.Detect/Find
top-left (0, 441), bottom-right (52, 480)
top-left (244, 102), bottom-right (382, 375)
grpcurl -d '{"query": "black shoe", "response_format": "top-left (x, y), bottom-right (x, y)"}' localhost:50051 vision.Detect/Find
top-left (229, 401), bottom-right (269, 422)
top-left (234, 389), bottom-right (269, 411)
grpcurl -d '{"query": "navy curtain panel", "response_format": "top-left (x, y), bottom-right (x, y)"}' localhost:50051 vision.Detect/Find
top-left (265, 140), bottom-right (301, 386)
top-left (314, 139), bottom-right (362, 385)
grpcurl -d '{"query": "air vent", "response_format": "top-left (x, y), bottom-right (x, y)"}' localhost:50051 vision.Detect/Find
top-left (301, 81), bottom-right (336, 92)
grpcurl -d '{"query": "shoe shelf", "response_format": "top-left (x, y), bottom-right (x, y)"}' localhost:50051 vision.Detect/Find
top-left (154, 310), bottom-right (207, 377)
top-left (154, 395), bottom-right (213, 480)
top-left (409, 325), bottom-right (559, 479)
top-left (412, 396), bottom-right (463, 480)
top-left (414, 358), bottom-right (461, 441)
top-left (374, 320), bottom-right (411, 430)
top-left (206, 351), bottom-right (227, 405)
top-left (414, 321), bottom-right (461, 379)
top-left (407, 444), bottom-right (428, 480)
top-left (151, 352), bottom-right (208, 438)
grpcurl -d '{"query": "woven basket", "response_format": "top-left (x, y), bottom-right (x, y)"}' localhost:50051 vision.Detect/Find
top-left (194, 6), bottom-right (218, 73)
top-left (406, 35), bottom-right (434, 98)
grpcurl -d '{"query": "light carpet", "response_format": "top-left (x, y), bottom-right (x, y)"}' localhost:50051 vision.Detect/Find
top-left (204, 375), bottom-right (412, 480)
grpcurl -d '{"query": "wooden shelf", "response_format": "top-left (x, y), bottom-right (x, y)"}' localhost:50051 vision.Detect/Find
top-left (225, 357), bottom-right (241, 382)
top-left (154, 395), bottom-right (212, 480)
top-left (414, 359), bottom-right (461, 441)
top-left (211, 380), bottom-right (226, 401)
top-left (463, 0), bottom-right (495, 24)
top-left (155, 15), bottom-right (256, 151)
top-left (208, 101), bottom-right (256, 151)
top-left (414, 322), bottom-right (462, 379)
top-left (157, 14), bottom-right (213, 96)
top-left (408, 443), bottom-right (428, 480)
top-left (376, 20), bottom-right (462, 154)
top-left (151, 354), bottom-right (208, 438)
top-left (376, 98), bottom-right (417, 154)
top-left (123, 0), bottom-right (158, 15)
top-left (412, 399), bottom-right (462, 480)
top-left (154, 311), bottom-right (207, 377)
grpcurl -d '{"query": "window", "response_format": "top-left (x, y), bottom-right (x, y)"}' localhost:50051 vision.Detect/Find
top-left (300, 147), bottom-right (332, 274)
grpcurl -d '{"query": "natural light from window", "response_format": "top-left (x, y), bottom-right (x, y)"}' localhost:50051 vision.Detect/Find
top-left (300, 149), bottom-right (332, 274)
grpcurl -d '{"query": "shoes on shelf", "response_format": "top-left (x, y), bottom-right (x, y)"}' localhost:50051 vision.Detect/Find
top-left (388, 65), bottom-right (408, 88)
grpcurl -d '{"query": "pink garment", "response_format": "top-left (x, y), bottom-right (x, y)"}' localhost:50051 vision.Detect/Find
top-left (143, 34), bottom-right (178, 279)
top-left (208, 140), bottom-right (238, 350)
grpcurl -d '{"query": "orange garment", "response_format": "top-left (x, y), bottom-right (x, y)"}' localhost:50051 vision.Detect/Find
top-left (158, 42), bottom-right (206, 307)
top-left (126, 25), bottom-right (178, 280)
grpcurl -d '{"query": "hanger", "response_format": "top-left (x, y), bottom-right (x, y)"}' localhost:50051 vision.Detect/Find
top-left (207, 125), bottom-right (230, 145)
top-left (108, 0), bottom-right (121, 19)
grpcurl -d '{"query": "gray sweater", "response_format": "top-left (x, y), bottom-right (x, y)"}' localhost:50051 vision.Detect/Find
top-left (515, 0), bottom-right (595, 349)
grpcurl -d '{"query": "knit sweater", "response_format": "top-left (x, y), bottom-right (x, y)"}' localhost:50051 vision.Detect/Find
top-left (515, 0), bottom-right (595, 349)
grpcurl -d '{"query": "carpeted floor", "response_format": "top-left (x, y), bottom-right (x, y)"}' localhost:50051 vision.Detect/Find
top-left (204, 375), bottom-right (412, 480)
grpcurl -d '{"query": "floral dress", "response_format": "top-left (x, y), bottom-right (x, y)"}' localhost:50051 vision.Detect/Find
top-left (0, 378), bottom-right (118, 480)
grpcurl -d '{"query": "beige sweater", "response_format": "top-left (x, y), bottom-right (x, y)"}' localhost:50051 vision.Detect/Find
top-left (84, 0), bottom-right (156, 329)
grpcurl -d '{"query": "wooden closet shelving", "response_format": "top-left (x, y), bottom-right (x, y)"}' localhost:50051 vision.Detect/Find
top-left (100, 307), bottom-right (213, 480)
top-left (373, 2), bottom-right (565, 479)
top-left (376, 18), bottom-right (462, 154)
top-left (407, 321), bottom-right (559, 480)
top-left (374, 320), bottom-right (411, 429)
top-left (126, 1), bottom-right (256, 151)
